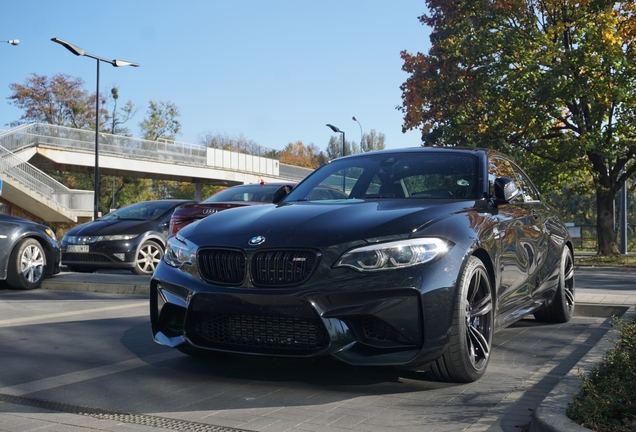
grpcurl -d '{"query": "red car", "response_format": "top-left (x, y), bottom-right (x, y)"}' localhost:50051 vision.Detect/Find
top-left (168, 181), bottom-right (296, 237)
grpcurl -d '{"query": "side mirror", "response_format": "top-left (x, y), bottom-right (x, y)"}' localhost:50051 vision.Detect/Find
top-left (493, 177), bottom-right (520, 204)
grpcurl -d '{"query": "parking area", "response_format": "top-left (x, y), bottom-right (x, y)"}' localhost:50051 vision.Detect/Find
top-left (0, 279), bottom-right (621, 432)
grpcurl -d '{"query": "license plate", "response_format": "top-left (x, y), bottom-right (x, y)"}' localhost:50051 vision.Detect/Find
top-left (67, 245), bottom-right (89, 253)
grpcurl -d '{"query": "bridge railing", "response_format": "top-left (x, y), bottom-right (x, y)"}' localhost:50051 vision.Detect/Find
top-left (2, 123), bottom-right (313, 183)
top-left (0, 144), bottom-right (93, 211)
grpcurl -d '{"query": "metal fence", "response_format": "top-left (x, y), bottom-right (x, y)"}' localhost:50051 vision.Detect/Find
top-left (0, 124), bottom-right (313, 215)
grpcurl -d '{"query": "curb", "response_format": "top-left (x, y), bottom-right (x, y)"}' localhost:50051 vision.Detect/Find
top-left (529, 306), bottom-right (635, 431)
top-left (40, 273), bottom-right (150, 295)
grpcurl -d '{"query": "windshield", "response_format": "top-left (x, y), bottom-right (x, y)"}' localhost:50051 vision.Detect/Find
top-left (102, 201), bottom-right (177, 221)
top-left (204, 184), bottom-right (293, 203)
top-left (284, 152), bottom-right (478, 202)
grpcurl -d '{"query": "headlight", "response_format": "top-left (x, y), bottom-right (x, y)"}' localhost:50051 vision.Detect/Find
top-left (164, 234), bottom-right (196, 267)
top-left (335, 238), bottom-right (449, 272)
top-left (63, 234), bottom-right (139, 244)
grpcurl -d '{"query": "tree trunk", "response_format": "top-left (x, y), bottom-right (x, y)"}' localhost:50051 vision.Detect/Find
top-left (596, 189), bottom-right (620, 255)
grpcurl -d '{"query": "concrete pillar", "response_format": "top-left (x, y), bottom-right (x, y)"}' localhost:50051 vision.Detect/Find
top-left (194, 182), bottom-right (203, 201)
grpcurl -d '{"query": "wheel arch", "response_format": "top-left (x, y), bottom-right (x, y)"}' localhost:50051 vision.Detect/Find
top-left (137, 231), bottom-right (168, 248)
top-left (470, 247), bottom-right (497, 311)
top-left (17, 234), bottom-right (57, 276)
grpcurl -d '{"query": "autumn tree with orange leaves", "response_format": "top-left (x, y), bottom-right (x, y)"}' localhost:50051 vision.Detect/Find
top-left (399, 0), bottom-right (636, 255)
top-left (7, 73), bottom-right (98, 129)
top-left (278, 141), bottom-right (325, 169)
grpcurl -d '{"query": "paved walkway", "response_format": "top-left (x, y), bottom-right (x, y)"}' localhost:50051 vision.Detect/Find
top-left (30, 267), bottom-right (636, 432)
top-left (40, 267), bottom-right (636, 306)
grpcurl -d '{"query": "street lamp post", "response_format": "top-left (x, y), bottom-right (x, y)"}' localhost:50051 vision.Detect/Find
top-left (1, 39), bottom-right (19, 46)
top-left (326, 124), bottom-right (347, 192)
top-left (51, 37), bottom-right (139, 220)
top-left (326, 124), bottom-right (345, 157)
top-left (352, 116), bottom-right (363, 149)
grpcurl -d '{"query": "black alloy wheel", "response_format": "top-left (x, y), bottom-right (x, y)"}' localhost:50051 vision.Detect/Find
top-left (428, 256), bottom-right (494, 383)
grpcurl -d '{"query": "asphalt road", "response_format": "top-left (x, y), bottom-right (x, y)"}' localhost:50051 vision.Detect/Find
top-left (0, 267), bottom-right (632, 432)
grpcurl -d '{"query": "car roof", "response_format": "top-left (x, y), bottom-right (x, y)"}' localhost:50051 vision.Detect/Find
top-left (337, 146), bottom-right (497, 159)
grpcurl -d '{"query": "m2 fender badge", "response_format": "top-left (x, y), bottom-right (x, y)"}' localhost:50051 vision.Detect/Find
top-left (248, 236), bottom-right (266, 246)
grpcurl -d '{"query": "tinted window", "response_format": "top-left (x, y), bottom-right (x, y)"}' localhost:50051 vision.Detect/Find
top-left (285, 152), bottom-right (478, 201)
top-left (204, 184), bottom-right (292, 203)
top-left (103, 201), bottom-right (178, 221)
top-left (488, 156), bottom-right (540, 203)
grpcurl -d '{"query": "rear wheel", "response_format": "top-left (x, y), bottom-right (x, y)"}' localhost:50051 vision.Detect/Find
top-left (7, 238), bottom-right (46, 290)
top-left (132, 240), bottom-right (163, 275)
top-left (428, 256), bottom-right (493, 383)
top-left (534, 248), bottom-right (575, 323)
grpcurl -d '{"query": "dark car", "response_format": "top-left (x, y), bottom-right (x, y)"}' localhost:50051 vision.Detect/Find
top-left (62, 199), bottom-right (196, 275)
top-left (0, 214), bottom-right (60, 290)
top-left (151, 148), bottom-right (574, 383)
top-left (168, 181), bottom-right (296, 237)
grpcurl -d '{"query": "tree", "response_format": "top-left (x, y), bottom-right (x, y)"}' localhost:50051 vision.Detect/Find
top-left (105, 86), bottom-right (136, 136)
top-left (278, 141), bottom-right (324, 168)
top-left (326, 135), bottom-right (358, 159)
top-left (139, 100), bottom-right (181, 141)
top-left (7, 73), bottom-right (97, 128)
top-left (399, 0), bottom-right (636, 255)
top-left (361, 129), bottom-right (386, 153)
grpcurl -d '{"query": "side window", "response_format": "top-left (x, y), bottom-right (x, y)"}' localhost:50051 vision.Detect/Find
top-left (488, 157), bottom-right (523, 203)
top-left (510, 165), bottom-right (540, 202)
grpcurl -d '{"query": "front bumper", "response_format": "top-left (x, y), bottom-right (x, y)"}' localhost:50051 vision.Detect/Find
top-left (150, 252), bottom-right (463, 367)
top-left (61, 239), bottom-right (139, 269)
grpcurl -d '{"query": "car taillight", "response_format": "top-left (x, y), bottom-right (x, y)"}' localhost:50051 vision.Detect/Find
top-left (169, 218), bottom-right (195, 237)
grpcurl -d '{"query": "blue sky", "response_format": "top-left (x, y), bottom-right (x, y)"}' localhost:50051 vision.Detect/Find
top-left (1, 1), bottom-right (431, 152)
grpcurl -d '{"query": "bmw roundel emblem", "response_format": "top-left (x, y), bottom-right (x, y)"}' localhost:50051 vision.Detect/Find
top-left (248, 236), bottom-right (266, 246)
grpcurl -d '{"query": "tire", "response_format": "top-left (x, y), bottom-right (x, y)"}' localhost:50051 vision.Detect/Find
top-left (132, 240), bottom-right (163, 275)
top-left (66, 265), bottom-right (97, 273)
top-left (534, 247), bottom-right (575, 323)
top-left (7, 238), bottom-right (46, 290)
top-left (427, 256), bottom-right (494, 383)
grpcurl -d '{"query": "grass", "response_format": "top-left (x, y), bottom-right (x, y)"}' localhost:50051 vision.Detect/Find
top-left (574, 254), bottom-right (636, 268)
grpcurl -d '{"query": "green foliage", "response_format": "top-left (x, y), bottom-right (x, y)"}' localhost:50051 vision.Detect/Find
top-left (567, 315), bottom-right (636, 431)
top-left (361, 129), bottom-right (386, 153)
top-left (139, 100), bottom-right (181, 141)
top-left (400, 0), bottom-right (636, 255)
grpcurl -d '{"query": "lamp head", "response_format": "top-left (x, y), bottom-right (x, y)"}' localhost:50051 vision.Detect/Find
top-left (112, 59), bottom-right (140, 67)
top-left (51, 37), bottom-right (85, 56)
top-left (352, 116), bottom-right (357, 121)
top-left (6, 39), bottom-right (19, 46)
top-left (326, 124), bottom-right (341, 133)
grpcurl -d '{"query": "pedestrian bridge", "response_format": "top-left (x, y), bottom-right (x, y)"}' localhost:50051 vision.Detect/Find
top-left (0, 124), bottom-right (312, 223)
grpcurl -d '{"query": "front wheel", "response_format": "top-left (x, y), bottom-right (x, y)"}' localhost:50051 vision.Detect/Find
top-left (132, 240), bottom-right (163, 275)
top-left (534, 247), bottom-right (575, 323)
top-left (428, 256), bottom-right (494, 383)
top-left (7, 238), bottom-right (46, 290)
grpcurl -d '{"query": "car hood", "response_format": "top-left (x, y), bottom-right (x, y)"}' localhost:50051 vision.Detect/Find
top-left (182, 199), bottom-right (476, 247)
top-left (65, 219), bottom-right (157, 236)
